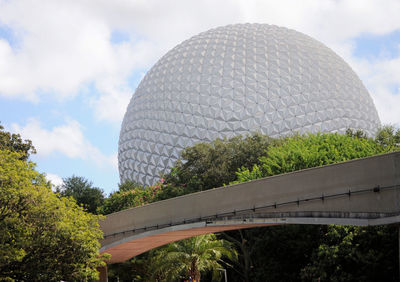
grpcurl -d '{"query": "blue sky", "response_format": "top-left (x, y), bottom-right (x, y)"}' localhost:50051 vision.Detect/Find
top-left (1, 0), bottom-right (399, 194)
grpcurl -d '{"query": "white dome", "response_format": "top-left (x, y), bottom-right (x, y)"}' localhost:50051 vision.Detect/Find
top-left (119, 24), bottom-right (380, 186)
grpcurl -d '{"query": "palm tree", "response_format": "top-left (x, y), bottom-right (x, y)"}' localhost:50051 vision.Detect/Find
top-left (150, 233), bottom-right (237, 281)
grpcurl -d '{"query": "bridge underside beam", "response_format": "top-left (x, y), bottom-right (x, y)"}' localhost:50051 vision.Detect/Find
top-left (102, 213), bottom-right (400, 264)
top-left (103, 223), bottom-right (270, 263)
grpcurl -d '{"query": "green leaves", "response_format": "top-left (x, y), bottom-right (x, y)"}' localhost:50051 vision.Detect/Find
top-left (98, 180), bottom-right (163, 215)
top-left (0, 123), bottom-right (36, 160)
top-left (56, 175), bottom-right (105, 214)
top-left (150, 234), bottom-right (237, 281)
top-left (164, 134), bottom-right (274, 192)
top-left (234, 130), bottom-right (399, 183)
top-left (375, 125), bottom-right (400, 149)
top-left (300, 225), bottom-right (398, 281)
top-left (0, 149), bottom-right (107, 281)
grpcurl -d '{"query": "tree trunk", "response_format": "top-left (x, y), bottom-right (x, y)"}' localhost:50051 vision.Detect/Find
top-left (189, 260), bottom-right (201, 282)
top-left (239, 230), bottom-right (251, 282)
top-left (222, 230), bottom-right (252, 282)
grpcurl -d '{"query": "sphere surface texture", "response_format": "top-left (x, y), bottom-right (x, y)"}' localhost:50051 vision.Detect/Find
top-left (119, 24), bottom-right (380, 185)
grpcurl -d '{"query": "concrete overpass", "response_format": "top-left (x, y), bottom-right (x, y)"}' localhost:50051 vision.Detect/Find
top-left (100, 151), bottom-right (400, 264)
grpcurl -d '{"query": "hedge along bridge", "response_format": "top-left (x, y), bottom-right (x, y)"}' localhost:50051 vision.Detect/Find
top-left (100, 151), bottom-right (400, 264)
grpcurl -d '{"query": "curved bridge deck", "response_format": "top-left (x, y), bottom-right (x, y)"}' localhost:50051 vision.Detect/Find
top-left (100, 152), bottom-right (400, 263)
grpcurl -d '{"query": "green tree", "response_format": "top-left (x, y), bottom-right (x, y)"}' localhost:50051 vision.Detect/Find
top-left (375, 125), bottom-right (400, 149)
top-left (98, 180), bottom-right (162, 215)
top-left (56, 175), bottom-right (105, 214)
top-left (150, 234), bottom-right (237, 281)
top-left (0, 149), bottom-right (108, 281)
top-left (163, 134), bottom-right (273, 193)
top-left (0, 123), bottom-right (36, 160)
top-left (300, 225), bottom-right (398, 282)
top-left (234, 132), bottom-right (394, 183)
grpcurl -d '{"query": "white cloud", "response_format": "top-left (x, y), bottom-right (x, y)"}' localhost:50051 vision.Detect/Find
top-left (0, 0), bottom-right (400, 125)
top-left (46, 173), bottom-right (64, 189)
top-left (340, 51), bottom-right (400, 126)
top-left (0, 0), bottom-right (160, 119)
top-left (370, 87), bottom-right (400, 126)
top-left (10, 118), bottom-right (116, 168)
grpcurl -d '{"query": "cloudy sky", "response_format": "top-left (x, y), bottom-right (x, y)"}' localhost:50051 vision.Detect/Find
top-left (1, 0), bottom-right (399, 194)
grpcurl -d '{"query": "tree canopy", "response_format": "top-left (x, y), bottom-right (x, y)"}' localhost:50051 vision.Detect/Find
top-left (233, 131), bottom-right (395, 183)
top-left (56, 175), bottom-right (105, 214)
top-left (0, 149), bottom-right (108, 281)
top-left (150, 233), bottom-right (237, 282)
top-left (164, 134), bottom-right (273, 193)
top-left (98, 180), bottom-right (162, 215)
top-left (300, 225), bottom-right (398, 281)
top-left (0, 123), bottom-right (36, 160)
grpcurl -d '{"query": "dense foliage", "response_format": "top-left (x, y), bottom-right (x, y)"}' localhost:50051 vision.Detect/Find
top-left (0, 149), bottom-right (108, 281)
top-left (98, 180), bottom-right (162, 215)
top-left (233, 131), bottom-right (394, 183)
top-left (301, 225), bottom-right (398, 281)
top-left (150, 234), bottom-right (237, 281)
top-left (164, 134), bottom-right (273, 193)
top-left (0, 123), bottom-right (36, 160)
top-left (56, 175), bottom-right (105, 214)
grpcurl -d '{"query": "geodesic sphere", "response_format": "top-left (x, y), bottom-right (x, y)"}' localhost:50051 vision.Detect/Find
top-left (119, 23), bottom-right (380, 186)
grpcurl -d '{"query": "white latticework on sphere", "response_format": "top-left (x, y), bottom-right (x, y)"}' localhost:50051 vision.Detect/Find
top-left (119, 23), bottom-right (380, 186)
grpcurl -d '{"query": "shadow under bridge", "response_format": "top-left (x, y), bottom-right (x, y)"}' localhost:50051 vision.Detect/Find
top-left (100, 151), bottom-right (400, 263)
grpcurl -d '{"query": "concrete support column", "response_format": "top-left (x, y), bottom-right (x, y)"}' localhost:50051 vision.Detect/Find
top-left (98, 265), bottom-right (108, 282)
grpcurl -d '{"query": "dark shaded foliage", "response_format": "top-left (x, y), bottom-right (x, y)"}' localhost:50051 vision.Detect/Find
top-left (161, 134), bottom-right (273, 194)
top-left (56, 175), bottom-right (105, 214)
